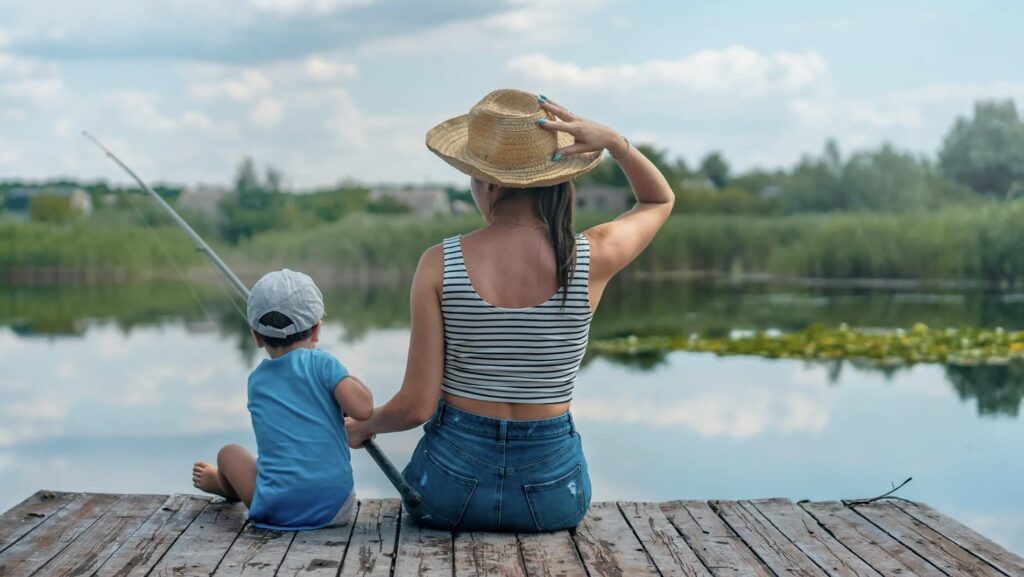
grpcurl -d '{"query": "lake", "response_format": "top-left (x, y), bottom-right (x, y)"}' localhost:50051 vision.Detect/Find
top-left (1, 278), bottom-right (1022, 554)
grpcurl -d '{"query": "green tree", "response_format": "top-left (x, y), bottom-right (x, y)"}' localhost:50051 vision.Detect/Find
top-left (296, 187), bottom-right (370, 222)
top-left (842, 144), bottom-right (934, 211)
top-left (366, 195), bottom-right (411, 214)
top-left (779, 142), bottom-right (845, 213)
top-left (939, 99), bottom-right (1024, 197)
top-left (700, 152), bottom-right (730, 189)
top-left (219, 157), bottom-right (299, 243)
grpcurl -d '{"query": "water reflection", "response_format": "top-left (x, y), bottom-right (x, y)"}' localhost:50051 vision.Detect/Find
top-left (4, 279), bottom-right (1024, 417)
top-left (1, 320), bottom-right (1022, 554)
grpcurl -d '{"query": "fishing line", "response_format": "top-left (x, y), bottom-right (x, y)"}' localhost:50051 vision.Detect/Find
top-left (200, 255), bottom-right (248, 324)
top-left (111, 178), bottom-right (218, 326)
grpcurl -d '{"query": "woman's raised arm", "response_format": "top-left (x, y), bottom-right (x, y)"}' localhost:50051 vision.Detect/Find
top-left (538, 98), bottom-right (675, 284)
top-left (346, 245), bottom-right (445, 447)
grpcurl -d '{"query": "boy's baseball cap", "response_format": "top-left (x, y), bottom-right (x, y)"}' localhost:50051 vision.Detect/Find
top-left (247, 269), bottom-right (325, 338)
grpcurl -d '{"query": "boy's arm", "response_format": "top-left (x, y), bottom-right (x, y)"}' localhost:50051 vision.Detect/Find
top-left (334, 375), bottom-right (374, 421)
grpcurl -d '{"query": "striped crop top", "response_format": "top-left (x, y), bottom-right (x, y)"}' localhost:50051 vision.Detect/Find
top-left (440, 233), bottom-right (592, 404)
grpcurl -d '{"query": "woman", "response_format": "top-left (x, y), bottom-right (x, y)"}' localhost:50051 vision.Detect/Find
top-left (346, 89), bottom-right (674, 532)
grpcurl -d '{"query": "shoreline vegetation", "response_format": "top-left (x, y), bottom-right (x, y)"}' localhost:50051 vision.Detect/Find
top-left (591, 323), bottom-right (1024, 367)
top-left (5, 98), bottom-right (1024, 286)
top-left (6, 202), bottom-right (1024, 287)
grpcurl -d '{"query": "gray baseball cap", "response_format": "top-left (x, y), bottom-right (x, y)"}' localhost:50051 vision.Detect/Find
top-left (247, 269), bottom-right (325, 338)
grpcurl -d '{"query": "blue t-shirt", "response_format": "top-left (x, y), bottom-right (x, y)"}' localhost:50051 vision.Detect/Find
top-left (247, 348), bottom-right (352, 530)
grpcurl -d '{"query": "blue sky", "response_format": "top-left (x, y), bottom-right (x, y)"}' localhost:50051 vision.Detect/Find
top-left (1, 0), bottom-right (1022, 187)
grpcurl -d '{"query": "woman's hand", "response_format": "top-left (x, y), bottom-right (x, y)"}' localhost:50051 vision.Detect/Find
top-left (538, 97), bottom-right (629, 159)
top-left (345, 416), bottom-right (375, 449)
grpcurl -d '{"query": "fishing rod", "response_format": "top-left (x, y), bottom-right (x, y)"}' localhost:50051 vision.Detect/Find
top-left (83, 131), bottom-right (422, 509)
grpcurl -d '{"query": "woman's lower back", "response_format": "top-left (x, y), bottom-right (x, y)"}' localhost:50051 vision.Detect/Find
top-left (403, 400), bottom-right (591, 532)
top-left (441, 392), bottom-right (571, 421)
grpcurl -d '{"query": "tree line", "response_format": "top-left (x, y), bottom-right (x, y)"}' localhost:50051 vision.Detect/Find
top-left (579, 98), bottom-right (1024, 213)
top-left (4, 98), bottom-right (1024, 235)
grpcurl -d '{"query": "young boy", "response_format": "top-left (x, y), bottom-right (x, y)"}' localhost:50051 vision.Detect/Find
top-left (192, 269), bottom-right (373, 530)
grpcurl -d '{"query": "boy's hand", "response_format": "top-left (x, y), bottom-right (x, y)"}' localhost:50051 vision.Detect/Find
top-left (345, 417), bottom-right (375, 448)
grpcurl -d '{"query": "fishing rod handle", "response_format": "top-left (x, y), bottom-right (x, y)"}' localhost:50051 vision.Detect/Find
top-left (362, 438), bottom-right (423, 508)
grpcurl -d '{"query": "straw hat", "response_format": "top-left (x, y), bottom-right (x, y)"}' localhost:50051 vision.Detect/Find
top-left (425, 89), bottom-right (603, 187)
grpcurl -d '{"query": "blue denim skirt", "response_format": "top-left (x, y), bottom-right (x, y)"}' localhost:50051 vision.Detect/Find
top-left (401, 400), bottom-right (592, 532)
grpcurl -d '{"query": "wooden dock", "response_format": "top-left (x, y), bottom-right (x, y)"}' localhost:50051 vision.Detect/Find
top-left (1, 491), bottom-right (1022, 576)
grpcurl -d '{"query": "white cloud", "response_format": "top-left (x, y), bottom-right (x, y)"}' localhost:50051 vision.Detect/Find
top-left (0, 139), bottom-right (22, 167)
top-left (507, 47), bottom-right (827, 96)
top-left (53, 118), bottom-right (75, 139)
top-left (251, 0), bottom-right (375, 15)
top-left (303, 56), bottom-right (358, 82)
top-left (188, 69), bottom-right (272, 102)
top-left (360, 0), bottom-right (609, 55)
top-left (249, 97), bottom-right (284, 128)
top-left (0, 51), bottom-right (63, 106)
top-left (105, 90), bottom-right (219, 134)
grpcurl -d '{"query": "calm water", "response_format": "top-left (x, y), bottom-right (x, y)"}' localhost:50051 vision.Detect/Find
top-left (1, 279), bottom-right (1022, 553)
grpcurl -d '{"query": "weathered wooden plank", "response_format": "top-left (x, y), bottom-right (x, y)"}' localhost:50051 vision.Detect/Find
top-left (750, 499), bottom-right (880, 577)
top-left (0, 492), bottom-right (119, 576)
top-left (336, 499), bottom-right (401, 577)
top-left (800, 501), bottom-right (946, 577)
top-left (392, 515), bottom-right (453, 577)
top-left (95, 494), bottom-right (211, 577)
top-left (517, 531), bottom-right (588, 577)
top-left (854, 502), bottom-right (1004, 577)
top-left (34, 494), bottom-right (168, 577)
top-left (573, 501), bottom-right (659, 577)
top-left (148, 499), bottom-right (248, 577)
top-left (277, 501), bottom-right (360, 577)
top-left (212, 524), bottom-right (295, 576)
top-left (712, 500), bottom-right (825, 577)
top-left (894, 501), bottom-right (1024, 577)
top-left (0, 491), bottom-right (76, 554)
top-left (660, 501), bottom-right (773, 577)
top-left (455, 532), bottom-right (527, 577)
top-left (617, 501), bottom-right (711, 577)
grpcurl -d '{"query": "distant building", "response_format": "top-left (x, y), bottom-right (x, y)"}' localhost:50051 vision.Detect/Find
top-left (576, 185), bottom-right (629, 213)
top-left (370, 187), bottom-right (451, 217)
top-left (178, 184), bottom-right (228, 219)
top-left (3, 186), bottom-right (92, 220)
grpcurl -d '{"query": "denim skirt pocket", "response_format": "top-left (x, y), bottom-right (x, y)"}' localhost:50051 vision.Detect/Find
top-left (404, 445), bottom-right (477, 530)
top-left (523, 463), bottom-right (586, 532)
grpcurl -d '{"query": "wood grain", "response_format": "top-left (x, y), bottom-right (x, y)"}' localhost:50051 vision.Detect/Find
top-left (147, 499), bottom-right (248, 577)
top-left (0, 491), bottom-right (76, 554)
top-left (95, 494), bottom-right (212, 577)
top-left (573, 501), bottom-right (659, 577)
top-left (660, 500), bottom-right (773, 577)
top-left (800, 501), bottom-right (946, 577)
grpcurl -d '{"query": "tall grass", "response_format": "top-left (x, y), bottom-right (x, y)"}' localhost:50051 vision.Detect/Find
top-left (0, 220), bottom-right (200, 271)
top-left (634, 204), bottom-right (1024, 284)
top-left (7, 203), bottom-right (1024, 285)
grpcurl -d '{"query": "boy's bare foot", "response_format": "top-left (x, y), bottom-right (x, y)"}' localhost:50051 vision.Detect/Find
top-left (192, 461), bottom-right (228, 497)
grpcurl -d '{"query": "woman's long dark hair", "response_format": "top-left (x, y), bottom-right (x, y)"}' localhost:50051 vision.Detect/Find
top-left (491, 181), bottom-right (576, 305)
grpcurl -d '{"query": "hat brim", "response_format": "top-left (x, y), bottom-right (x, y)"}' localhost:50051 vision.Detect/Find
top-left (426, 114), bottom-right (603, 188)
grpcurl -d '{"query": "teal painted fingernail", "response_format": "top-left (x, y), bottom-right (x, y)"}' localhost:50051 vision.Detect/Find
top-left (552, 152), bottom-right (563, 162)
top-left (539, 94), bottom-right (547, 103)
top-left (536, 118), bottom-right (547, 125)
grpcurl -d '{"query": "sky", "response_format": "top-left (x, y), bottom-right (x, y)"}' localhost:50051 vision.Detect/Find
top-left (1, 0), bottom-right (1022, 188)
